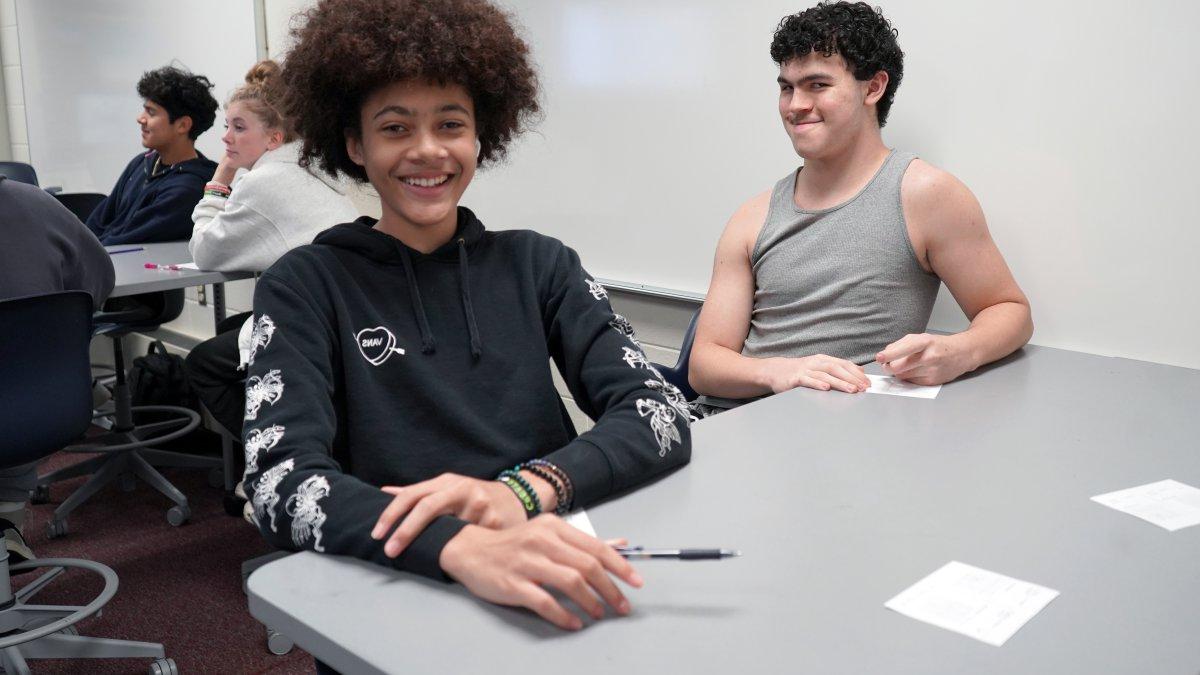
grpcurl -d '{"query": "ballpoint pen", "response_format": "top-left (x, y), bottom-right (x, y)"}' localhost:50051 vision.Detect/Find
top-left (144, 263), bottom-right (183, 271)
top-left (614, 546), bottom-right (741, 560)
top-left (107, 247), bottom-right (144, 255)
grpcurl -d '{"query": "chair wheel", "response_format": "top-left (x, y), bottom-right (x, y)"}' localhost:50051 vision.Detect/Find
top-left (208, 467), bottom-right (225, 489)
top-left (149, 657), bottom-right (178, 675)
top-left (31, 485), bottom-right (50, 504)
top-left (119, 473), bottom-right (137, 492)
top-left (223, 492), bottom-right (246, 517)
top-left (266, 627), bottom-right (294, 655)
top-left (167, 505), bottom-right (190, 527)
top-left (47, 519), bottom-right (68, 539)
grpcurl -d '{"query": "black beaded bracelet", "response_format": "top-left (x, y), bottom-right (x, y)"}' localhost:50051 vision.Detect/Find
top-left (522, 463), bottom-right (569, 515)
top-left (523, 459), bottom-right (574, 514)
top-left (496, 470), bottom-right (541, 519)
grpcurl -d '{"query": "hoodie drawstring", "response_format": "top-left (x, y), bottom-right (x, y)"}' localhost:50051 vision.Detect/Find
top-left (458, 238), bottom-right (483, 359)
top-left (399, 246), bottom-right (437, 354)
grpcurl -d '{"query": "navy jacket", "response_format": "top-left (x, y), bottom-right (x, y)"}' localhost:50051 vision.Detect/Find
top-left (241, 208), bottom-right (693, 580)
top-left (86, 150), bottom-right (216, 245)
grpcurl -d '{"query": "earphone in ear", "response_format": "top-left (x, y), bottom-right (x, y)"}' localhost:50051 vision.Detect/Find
top-left (475, 138), bottom-right (482, 157)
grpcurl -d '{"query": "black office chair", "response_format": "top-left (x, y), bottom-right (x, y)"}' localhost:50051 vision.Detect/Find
top-left (53, 192), bottom-right (107, 223)
top-left (650, 306), bottom-right (702, 401)
top-left (0, 291), bottom-right (177, 674)
top-left (0, 162), bottom-right (38, 186)
top-left (0, 162), bottom-right (60, 194)
top-left (35, 289), bottom-right (221, 536)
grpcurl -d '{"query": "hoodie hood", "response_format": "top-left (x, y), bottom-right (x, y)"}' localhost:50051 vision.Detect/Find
top-left (315, 207), bottom-right (486, 358)
top-left (313, 207), bottom-right (485, 262)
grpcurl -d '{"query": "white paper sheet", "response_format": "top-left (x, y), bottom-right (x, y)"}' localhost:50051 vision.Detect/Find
top-left (866, 374), bottom-right (941, 399)
top-left (884, 561), bottom-right (1059, 647)
top-left (564, 510), bottom-right (596, 537)
top-left (1091, 479), bottom-right (1200, 531)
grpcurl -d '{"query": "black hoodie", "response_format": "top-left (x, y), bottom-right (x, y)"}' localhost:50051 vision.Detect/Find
top-left (241, 208), bottom-right (693, 580)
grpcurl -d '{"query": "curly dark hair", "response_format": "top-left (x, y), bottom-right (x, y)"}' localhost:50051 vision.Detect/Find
top-left (770, 2), bottom-right (903, 127)
top-left (281, 0), bottom-right (541, 182)
top-left (136, 66), bottom-right (219, 140)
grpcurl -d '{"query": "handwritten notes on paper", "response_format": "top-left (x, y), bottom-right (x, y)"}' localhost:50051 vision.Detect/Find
top-left (885, 561), bottom-right (1059, 646)
top-left (1091, 479), bottom-right (1200, 531)
top-left (866, 374), bottom-right (941, 399)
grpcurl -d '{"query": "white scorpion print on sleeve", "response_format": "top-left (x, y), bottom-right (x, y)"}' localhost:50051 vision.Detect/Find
top-left (621, 346), bottom-right (663, 378)
top-left (247, 314), bottom-right (276, 366)
top-left (636, 399), bottom-right (682, 457)
top-left (252, 457), bottom-right (295, 531)
top-left (243, 424), bottom-right (286, 476)
top-left (609, 314), bottom-right (641, 347)
top-left (586, 277), bottom-right (608, 300)
top-left (286, 475), bottom-right (332, 552)
top-left (644, 378), bottom-right (696, 423)
top-left (244, 369), bottom-right (285, 420)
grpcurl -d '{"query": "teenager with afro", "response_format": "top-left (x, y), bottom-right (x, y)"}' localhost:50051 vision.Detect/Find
top-left (240, 0), bottom-right (692, 637)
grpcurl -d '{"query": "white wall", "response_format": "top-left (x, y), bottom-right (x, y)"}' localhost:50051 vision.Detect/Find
top-left (14, 0), bottom-right (258, 192)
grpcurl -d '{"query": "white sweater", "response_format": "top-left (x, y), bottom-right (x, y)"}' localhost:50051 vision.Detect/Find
top-left (188, 141), bottom-right (360, 366)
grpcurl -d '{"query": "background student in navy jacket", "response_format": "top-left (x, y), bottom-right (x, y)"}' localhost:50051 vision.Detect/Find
top-left (242, 0), bottom-right (692, 634)
top-left (86, 65), bottom-right (218, 245)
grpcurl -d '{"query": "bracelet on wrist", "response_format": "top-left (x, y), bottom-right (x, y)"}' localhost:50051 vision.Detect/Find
top-left (496, 471), bottom-right (540, 519)
top-left (521, 459), bottom-right (574, 515)
top-left (521, 464), bottom-right (568, 515)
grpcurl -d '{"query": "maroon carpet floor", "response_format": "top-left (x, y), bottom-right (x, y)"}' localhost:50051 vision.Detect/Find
top-left (16, 445), bottom-right (316, 674)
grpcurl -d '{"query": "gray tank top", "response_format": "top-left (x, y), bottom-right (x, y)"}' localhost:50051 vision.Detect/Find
top-left (741, 150), bottom-right (940, 365)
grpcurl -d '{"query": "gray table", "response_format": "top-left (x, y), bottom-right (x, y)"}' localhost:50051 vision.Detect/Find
top-left (247, 344), bottom-right (1200, 674)
top-left (107, 242), bottom-right (253, 324)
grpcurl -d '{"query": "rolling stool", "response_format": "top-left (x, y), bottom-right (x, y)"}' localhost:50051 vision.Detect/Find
top-left (35, 290), bottom-right (221, 536)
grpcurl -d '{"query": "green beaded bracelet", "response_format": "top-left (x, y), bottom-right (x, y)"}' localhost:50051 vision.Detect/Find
top-left (496, 472), bottom-right (540, 519)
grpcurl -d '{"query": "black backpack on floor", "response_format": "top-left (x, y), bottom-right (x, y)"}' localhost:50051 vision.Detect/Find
top-left (127, 340), bottom-right (198, 411)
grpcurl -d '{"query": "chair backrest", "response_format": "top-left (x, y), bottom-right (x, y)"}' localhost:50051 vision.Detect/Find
top-left (54, 192), bottom-right (107, 223)
top-left (0, 161), bottom-right (39, 186)
top-left (0, 291), bottom-right (94, 467)
top-left (652, 306), bottom-right (702, 401)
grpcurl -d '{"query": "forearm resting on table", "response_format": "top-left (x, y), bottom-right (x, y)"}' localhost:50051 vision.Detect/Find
top-left (689, 341), bottom-right (775, 399)
top-left (954, 300), bottom-right (1033, 372)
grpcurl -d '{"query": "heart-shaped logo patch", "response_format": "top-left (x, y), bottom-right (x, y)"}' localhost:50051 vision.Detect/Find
top-left (355, 326), bottom-right (406, 366)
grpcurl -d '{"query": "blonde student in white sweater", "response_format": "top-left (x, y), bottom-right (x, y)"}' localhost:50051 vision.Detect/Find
top-left (185, 60), bottom-right (357, 452)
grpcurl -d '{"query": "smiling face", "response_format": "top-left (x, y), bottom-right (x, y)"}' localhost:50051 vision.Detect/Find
top-left (777, 52), bottom-right (886, 161)
top-left (222, 101), bottom-right (282, 170)
top-left (137, 100), bottom-right (186, 152)
top-left (346, 80), bottom-right (478, 246)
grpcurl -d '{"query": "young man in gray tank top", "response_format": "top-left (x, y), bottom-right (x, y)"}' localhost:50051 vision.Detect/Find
top-left (690, 2), bottom-right (1032, 404)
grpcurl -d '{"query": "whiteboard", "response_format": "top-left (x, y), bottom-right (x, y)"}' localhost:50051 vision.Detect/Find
top-left (461, 0), bottom-right (1199, 369)
top-left (16, 0), bottom-right (258, 193)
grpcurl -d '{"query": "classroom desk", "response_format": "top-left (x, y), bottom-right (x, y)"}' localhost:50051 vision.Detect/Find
top-left (107, 241), bottom-right (254, 492)
top-left (246, 344), bottom-right (1200, 674)
top-left (107, 242), bottom-right (254, 326)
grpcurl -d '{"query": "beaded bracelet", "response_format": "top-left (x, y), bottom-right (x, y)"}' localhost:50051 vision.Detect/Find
top-left (522, 459), bottom-right (574, 514)
top-left (496, 471), bottom-right (540, 519)
top-left (204, 181), bottom-right (231, 193)
top-left (522, 463), bottom-right (569, 516)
